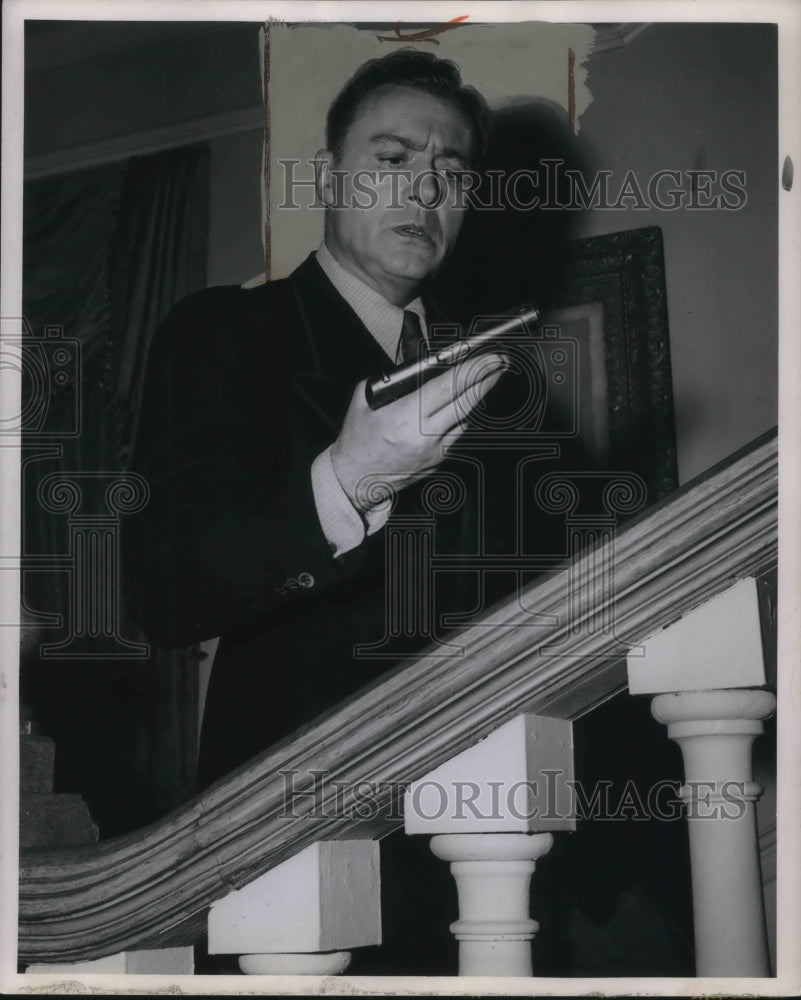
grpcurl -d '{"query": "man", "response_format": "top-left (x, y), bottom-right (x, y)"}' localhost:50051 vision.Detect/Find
top-left (125, 50), bottom-right (510, 783)
top-left (126, 50), bottom-right (545, 972)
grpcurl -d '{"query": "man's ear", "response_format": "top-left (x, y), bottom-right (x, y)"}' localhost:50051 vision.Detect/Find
top-left (314, 149), bottom-right (336, 207)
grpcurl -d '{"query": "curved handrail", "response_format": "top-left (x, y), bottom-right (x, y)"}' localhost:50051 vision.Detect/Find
top-left (19, 430), bottom-right (778, 961)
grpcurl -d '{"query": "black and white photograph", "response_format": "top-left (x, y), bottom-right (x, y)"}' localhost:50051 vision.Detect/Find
top-left (1, 0), bottom-right (798, 994)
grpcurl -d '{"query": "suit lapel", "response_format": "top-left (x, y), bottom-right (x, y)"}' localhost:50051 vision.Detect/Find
top-left (290, 255), bottom-right (390, 376)
top-left (285, 254), bottom-right (391, 433)
top-left (283, 254), bottom-right (460, 437)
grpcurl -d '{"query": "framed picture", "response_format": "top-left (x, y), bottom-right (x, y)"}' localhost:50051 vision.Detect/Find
top-left (543, 225), bottom-right (678, 504)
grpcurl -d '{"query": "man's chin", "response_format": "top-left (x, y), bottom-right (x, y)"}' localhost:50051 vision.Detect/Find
top-left (381, 250), bottom-right (441, 284)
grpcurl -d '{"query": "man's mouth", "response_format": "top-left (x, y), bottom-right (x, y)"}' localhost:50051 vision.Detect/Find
top-left (392, 224), bottom-right (434, 243)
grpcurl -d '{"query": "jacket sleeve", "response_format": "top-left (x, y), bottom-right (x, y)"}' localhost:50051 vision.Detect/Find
top-left (123, 286), bottom-right (350, 647)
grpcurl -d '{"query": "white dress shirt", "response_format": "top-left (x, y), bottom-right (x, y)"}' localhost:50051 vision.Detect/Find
top-left (310, 243), bottom-right (428, 557)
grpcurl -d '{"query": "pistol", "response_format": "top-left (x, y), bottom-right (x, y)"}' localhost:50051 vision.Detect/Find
top-left (365, 304), bottom-right (540, 410)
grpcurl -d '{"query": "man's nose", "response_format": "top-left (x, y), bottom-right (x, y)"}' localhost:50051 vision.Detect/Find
top-left (408, 167), bottom-right (445, 209)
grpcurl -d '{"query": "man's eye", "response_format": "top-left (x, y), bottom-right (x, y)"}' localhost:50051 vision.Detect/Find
top-left (378, 155), bottom-right (406, 167)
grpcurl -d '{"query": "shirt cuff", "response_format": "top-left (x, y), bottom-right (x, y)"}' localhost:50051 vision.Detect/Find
top-left (311, 446), bottom-right (391, 558)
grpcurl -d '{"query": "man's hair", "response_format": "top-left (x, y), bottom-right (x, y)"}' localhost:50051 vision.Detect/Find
top-left (326, 49), bottom-right (491, 163)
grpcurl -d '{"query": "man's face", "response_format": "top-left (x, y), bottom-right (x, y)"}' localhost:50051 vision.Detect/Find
top-left (318, 85), bottom-right (475, 305)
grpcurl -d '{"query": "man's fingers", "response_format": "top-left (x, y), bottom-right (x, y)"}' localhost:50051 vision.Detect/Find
top-left (426, 365), bottom-right (504, 438)
top-left (420, 354), bottom-right (506, 418)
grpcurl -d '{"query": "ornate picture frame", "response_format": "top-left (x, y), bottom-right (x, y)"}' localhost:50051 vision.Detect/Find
top-left (545, 225), bottom-right (678, 504)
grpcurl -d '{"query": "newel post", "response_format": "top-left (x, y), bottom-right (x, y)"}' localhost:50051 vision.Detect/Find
top-left (404, 713), bottom-right (575, 976)
top-left (628, 576), bottom-right (775, 977)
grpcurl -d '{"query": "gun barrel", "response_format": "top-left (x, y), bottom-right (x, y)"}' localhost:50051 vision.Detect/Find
top-left (365, 304), bottom-right (540, 410)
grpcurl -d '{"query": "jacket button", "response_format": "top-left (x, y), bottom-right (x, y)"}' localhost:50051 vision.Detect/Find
top-left (297, 572), bottom-right (315, 588)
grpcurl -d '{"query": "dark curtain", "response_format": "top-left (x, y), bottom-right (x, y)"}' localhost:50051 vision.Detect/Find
top-left (21, 145), bottom-right (209, 837)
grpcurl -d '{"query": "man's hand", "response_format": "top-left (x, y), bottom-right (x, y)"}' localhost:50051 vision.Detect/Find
top-left (330, 354), bottom-right (506, 512)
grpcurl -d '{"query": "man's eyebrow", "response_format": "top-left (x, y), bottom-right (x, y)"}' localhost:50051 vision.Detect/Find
top-left (369, 132), bottom-right (423, 150)
top-left (369, 132), bottom-right (471, 163)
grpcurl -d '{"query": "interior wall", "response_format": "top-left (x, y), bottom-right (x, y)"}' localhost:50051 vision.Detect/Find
top-left (576, 23), bottom-right (778, 484)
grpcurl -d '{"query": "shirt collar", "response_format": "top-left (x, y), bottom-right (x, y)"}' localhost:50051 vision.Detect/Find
top-left (315, 242), bottom-right (426, 362)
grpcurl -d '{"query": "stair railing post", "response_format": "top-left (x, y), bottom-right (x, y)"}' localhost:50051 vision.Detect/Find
top-left (403, 713), bottom-right (575, 976)
top-left (627, 576), bottom-right (775, 977)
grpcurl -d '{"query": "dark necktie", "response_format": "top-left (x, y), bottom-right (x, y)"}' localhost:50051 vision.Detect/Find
top-left (398, 309), bottom-right (426, 364)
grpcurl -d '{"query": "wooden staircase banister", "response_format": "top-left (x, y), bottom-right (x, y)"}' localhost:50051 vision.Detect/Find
top-left (19, 429), bottom-right (778, 962)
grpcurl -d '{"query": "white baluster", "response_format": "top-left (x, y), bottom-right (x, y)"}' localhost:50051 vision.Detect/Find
top-left (404, 713), bottom-right (574, 976)
top-left (651, 688), bottom-right (775, 976)
top-left (430, 832), bottom-right (554, 976)
top-left (627, 576), bottom-right (775, 976)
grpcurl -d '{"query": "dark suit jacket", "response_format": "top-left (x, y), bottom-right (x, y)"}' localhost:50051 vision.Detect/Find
top-left (126, 254), bottom-right (486, 788)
